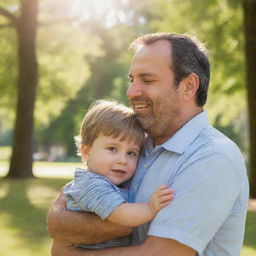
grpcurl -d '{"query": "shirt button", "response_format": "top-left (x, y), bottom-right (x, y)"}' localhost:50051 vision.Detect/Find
top-left (144, 164), bottom-right (147, 168)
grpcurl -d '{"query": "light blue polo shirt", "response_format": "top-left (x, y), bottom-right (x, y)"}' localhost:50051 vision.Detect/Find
top-left (129, 111), bottom-right (249, 256)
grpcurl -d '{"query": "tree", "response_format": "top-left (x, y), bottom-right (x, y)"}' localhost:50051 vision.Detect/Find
top-left (0, 0), bottom-right (92, 176)
top-left (0, 0), bottom-right (38, 178)
top-left (243, 0), bottom-right (256, 198)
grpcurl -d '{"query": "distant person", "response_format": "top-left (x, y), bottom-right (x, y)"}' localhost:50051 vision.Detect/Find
top-left (51, 99), bottom-right (173, 251)
top-left (48, 33), bottom-right (249, 256)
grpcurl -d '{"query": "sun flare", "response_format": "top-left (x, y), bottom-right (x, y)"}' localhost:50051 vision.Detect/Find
top-left (66, 0), bottom-right (118, 26)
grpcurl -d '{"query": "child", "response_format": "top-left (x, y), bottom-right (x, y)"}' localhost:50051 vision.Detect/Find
top-left (63, 99), bottom-right (174, 249)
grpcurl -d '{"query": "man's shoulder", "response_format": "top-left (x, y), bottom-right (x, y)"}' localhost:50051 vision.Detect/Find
top-left (183, 125), bottom-right (247, 178)
top-left (194, 125), bottom-right (242, 157)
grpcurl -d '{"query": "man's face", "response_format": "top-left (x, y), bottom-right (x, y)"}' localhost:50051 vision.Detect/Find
top-left (127, 40), bottom-right (183, 145)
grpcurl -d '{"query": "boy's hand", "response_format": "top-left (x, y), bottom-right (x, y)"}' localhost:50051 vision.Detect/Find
top-left (149, 185), bottom-right (174, 216)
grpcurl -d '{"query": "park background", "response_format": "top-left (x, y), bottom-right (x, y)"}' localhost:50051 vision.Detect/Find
top-left (0, 0), bottom-right (255, 255)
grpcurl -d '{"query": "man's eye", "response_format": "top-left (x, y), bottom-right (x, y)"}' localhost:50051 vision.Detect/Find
top-left (143, 80), bottom-right (154, 84)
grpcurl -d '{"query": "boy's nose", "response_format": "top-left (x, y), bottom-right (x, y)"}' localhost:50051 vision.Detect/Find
top-left (117, 154), bottom-right (127, 165)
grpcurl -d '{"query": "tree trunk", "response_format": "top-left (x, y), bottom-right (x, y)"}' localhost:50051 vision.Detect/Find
top-left (243, 0), bottom-right (256, 198)
top-left (7, 0), bottom-right (38, 178)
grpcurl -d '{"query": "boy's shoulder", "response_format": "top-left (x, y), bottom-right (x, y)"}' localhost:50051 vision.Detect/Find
top-left (74, 167), bottom-right (112, 185)
top-left (73, 168), bottom-right (123, 192)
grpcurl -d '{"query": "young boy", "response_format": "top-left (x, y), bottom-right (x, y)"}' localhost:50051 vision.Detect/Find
top-left (62, 100), bottom-right (173, 249)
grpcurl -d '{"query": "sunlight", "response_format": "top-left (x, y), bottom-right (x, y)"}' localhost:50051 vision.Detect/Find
top-left (40, 0), bottom-right (132, 28)
top-left (27, 184), bottom-right (58, 210)
top-left (0, 182), bottom-right (8, 199)
top-left (73, 0), bottom-right (119, 27)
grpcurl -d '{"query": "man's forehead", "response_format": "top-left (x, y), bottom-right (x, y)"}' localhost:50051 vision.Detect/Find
top-left (129, 46), bottom-right (172, 76)
top-left (134, 40), bottom-right (171, 59)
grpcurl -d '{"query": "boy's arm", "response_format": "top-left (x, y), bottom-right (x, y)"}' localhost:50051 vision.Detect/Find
top-left (47, 190), bottom-right (132, 245)
top-left (107, 185), bottom-right (173, 227)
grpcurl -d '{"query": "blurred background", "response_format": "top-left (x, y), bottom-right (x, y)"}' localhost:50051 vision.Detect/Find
top-left (0, 0), bottom-right (255, 255)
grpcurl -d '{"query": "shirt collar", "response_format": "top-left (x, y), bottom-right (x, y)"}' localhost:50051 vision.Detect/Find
top-left (144, 111), bottom-right (209, 155)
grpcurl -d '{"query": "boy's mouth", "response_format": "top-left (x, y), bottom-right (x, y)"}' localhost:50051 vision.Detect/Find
top-left (111, 169), bottom-right (126, 175)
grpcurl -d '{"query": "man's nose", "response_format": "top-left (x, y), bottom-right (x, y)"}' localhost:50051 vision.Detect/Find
top-left (126, 81), bottom-right (142, 100)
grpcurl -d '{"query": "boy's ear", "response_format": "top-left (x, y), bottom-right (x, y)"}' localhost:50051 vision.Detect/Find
top-left (81, 144), bottom-right (90, 161)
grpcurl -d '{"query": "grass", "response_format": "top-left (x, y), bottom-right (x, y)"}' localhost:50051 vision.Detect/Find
top-left (242, 211), bottom-right (256, 255)
top-left (0, 177), bottom-right (255, 256)
top-left (0, 177), bottom-right (69, 256)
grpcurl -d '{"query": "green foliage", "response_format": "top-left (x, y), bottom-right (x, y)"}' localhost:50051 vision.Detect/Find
top-left (35, 24), bottom-right (95, 126)
top-left (0, 28), bottom-right (17, 111)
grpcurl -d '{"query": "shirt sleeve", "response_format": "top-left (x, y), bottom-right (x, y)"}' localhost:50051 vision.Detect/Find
top-left (67, 175), bottom-right (126, 220)
top-left (147, 152), bottom-right (240, 253)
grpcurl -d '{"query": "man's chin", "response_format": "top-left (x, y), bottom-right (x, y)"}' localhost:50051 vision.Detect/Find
top-left (136, 117), bottom-right (154, 132)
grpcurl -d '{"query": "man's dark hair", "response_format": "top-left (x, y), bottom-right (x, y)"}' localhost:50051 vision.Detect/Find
top-left (130, 33), bottom-right (210, 106)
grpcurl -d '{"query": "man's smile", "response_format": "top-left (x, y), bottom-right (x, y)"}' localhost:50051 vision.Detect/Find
top-left (133, 102), bottom-right (151, 111)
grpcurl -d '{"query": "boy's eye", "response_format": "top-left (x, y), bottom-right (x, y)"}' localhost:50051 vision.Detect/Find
top-left (127, 151), bottom-right (137, 157)
top-left (107, 146), bottom-right (117, 152)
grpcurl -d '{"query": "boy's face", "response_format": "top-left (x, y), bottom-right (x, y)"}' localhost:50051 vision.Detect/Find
top-left (81, 133), bottom-right (141, 185)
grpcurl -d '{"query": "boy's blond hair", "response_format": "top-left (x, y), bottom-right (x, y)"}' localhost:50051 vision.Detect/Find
top-left (75, 99), bottom-right (145, 157)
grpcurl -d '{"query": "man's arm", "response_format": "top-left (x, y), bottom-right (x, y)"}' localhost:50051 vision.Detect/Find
top-left (52, 236), bottom-right (196, 256)
top-left (47, 191), bottom-right (132, 245)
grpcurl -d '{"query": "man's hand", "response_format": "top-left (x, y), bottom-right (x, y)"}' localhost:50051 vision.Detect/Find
top-left (53, 186), bottom-right (67, 209)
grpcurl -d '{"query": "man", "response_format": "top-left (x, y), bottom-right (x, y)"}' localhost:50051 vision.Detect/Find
top-left (48, 33), bottom-right (249, 256)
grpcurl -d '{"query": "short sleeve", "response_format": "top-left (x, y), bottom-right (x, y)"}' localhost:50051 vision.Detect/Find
top-left (148, 153), bottom-right (240, 253)
top-left (66, 174), bottom-right (126, 219)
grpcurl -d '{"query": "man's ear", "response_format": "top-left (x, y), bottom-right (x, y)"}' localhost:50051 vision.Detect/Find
top-left (180, 73), bottom-right (199, 101)
top-left (81, 144), bottom-right (90, 161)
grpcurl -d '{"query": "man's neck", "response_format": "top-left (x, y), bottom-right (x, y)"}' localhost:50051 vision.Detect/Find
top-left (153, 108), bottom-right (204, 146)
